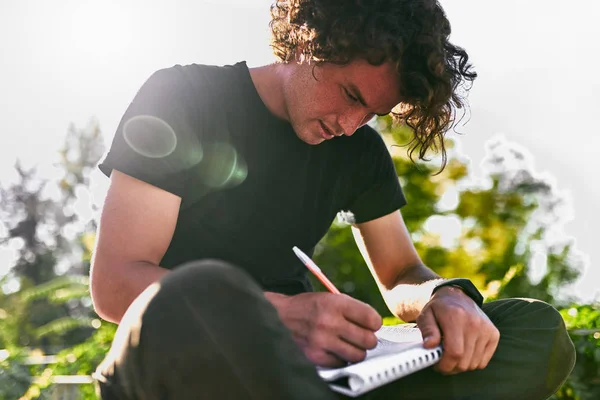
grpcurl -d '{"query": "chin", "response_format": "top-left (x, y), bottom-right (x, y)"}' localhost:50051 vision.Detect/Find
top-left (305, 135), bottom-right (324, 145)
top-left (294, 126), bottom-right (323, 145)
top-left (303, 134), bottom-right (324, 145)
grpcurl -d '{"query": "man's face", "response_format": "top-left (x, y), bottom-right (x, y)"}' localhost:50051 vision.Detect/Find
top-left (282, 59), bottom-right (402, 145)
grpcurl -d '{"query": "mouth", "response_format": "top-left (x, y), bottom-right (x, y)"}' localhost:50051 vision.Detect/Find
top-left (319, 121), bottom-right (335, 140)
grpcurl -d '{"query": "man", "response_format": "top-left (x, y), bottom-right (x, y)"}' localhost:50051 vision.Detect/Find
top-left (90, 0), bottom-right (575, 399)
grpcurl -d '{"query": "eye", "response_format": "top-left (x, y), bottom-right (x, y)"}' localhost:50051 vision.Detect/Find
top-left (344, 88), bottom-right (359, 103)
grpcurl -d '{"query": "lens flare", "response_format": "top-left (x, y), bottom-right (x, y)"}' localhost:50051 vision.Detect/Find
top-left (123, 115), bottom-right (177, 158)
top-left (196, 142), bottom-right (247, 189)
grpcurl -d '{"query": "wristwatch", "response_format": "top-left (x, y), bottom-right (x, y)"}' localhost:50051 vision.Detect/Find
top-left (431, 278), bottom-right (484, 307)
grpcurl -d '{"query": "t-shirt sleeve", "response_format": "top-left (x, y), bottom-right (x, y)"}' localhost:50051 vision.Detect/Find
top-left (98, 65), bottom-right (207, 200)
top-left (341, 127), bottom-right (407, 224)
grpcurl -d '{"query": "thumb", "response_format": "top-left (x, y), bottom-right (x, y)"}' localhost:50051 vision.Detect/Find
top-left (417, 308), bottom-right (441, 348)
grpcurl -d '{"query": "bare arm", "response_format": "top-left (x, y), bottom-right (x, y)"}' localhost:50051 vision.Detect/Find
top-left (351, 210), bottom-right (445, 322)
top-left (90, 170), bottom-right (181, 324)
top-left (92, 171), bottom-right (294, 324)
top-left (91, 260), bottom-right (170, 324)
top-left (91, 171), bottom-right (381, 368)
top-left (353, 210), bottom-right (499, 374)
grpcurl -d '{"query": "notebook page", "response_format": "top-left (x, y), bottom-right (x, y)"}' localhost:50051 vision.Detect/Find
top-left (319, 324), bottom-right (423, 373)
top-left (365, 338), bottom-right (421, 360)
top-left (375, 324), bottom-right (422, 342)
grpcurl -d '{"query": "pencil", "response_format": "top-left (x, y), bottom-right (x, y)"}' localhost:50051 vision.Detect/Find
top-left (292, 246), bottom-right (341, 294)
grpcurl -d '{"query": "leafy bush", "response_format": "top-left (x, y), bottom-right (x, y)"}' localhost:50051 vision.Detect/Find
top-left (551, 305), bottom-right (600, 399)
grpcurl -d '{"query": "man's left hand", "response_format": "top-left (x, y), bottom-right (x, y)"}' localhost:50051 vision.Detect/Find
top-left (416, 286), bottom-right (500, 375)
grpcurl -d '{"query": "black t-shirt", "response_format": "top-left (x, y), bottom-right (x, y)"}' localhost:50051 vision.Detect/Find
top-left (98, 61), bottom-right (407, 295)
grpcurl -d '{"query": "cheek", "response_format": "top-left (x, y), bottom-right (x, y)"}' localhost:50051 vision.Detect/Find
top-left (310, 86), bottom-right (343, 118)
top-left (289, 71), bottom-right (341, 122)
top-left (361, 114), bottom-right (376, 126)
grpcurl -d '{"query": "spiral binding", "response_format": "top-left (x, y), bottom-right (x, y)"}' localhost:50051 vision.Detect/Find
top-left (364, 347), bottom-right (442, 387)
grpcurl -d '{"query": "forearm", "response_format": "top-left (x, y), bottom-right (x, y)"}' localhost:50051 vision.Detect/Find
top-left (264, 265), bottom-right (443, 324)
top-left (90, 260), bottom-right (171, 324)
top-left (382, 264), bottom-right (445, 322)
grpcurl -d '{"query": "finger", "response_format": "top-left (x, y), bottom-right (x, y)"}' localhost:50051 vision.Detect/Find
top-left (434, 312), bottom-right (464, 374)
top-left (305, 317), bottom-right (371, 365)
top-left (416, 308), bottom-right (441, 348)
top-left (304, 347), bottom-right (348, 368)
top-left (468, 333), bottom-right (489, 371)
top-left (328, 336), bottom-right (369, 364)
top-left (478, 328), bottom-right (500, 370)
top-left (339, 322), bottom-right (379, 350)
top-left (456, 333), bottom-right (478, 373)
top-left (340, 296), bottom-right (382, 331)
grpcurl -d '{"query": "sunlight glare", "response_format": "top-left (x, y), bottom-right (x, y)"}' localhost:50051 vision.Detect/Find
top-left (423, 215), bottom-right (462, 248)
top-left (71, 0), bottom-right (132, 57)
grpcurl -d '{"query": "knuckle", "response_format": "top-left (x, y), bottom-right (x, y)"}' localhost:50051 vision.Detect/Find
top-left (307, 331), bottom-right (327, 348)
top-left (416, 310), bottom-right (428, 322)
top-left (314, 315), bottom-right (333, 331)
top-left (347, 349), bottom-right (367, 364)
top-left (370, 313), bottom-right (383, 330)
top-left (467, 316), bottom-right (482, 329)
top-left (364, 331), bottom-right (378, 349)
top-left (492, 327), bottom-right (500, 341)
top-left (338, 294), bottom-right (355, 308)
top-left (467, 314), bottom-right (486, 329)
top-left (452, 306), bottom-right (468, 318)
top-left (436, 362), bottom-right (452, 374)
top-left (458, 361), bottom-right (472, 372)
top-left (316, 296), bottom-right (336, 314)
top-left (444, 348), bottom-right (461, 359)
top-left (304, 348), bottom-right (324, 364)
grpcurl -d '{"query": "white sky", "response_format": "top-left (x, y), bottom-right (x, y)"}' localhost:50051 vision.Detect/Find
top-left (0, 0), bottom-right (598, 301)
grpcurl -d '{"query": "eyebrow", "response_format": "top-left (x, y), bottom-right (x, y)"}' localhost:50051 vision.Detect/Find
top-left (347, 83), bottom-right (391, 117)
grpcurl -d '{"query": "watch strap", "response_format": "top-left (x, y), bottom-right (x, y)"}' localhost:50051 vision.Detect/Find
top-left (431, 278), bottom-right (484, 307)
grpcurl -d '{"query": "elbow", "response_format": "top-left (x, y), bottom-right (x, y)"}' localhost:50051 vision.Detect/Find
top-left (90, 261), bottom-right (123, 324)
top-left (91, 292), bottom-right (117, 324)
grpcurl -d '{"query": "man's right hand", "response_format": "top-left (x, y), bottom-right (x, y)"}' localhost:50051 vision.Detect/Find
top-left (265, 292), bottom-right (382, 368)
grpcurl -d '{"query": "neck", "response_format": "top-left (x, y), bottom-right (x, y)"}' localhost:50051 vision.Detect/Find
top-left (248, 63), bottom-right (289, 122)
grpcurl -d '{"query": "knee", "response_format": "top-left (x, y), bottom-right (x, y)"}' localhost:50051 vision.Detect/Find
top-left (129, 259), bottom-right (262, 326)
top-left (160, 258), bottom-right (259, 297)
top-left (540, 303), bottom-right (576, 394)
top-left (496, 298), bottom-right (567, 332)
top-left (513, 299), bottom-right (576, 395)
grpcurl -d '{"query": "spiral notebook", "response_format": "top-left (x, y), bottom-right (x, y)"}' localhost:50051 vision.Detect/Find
top-left (316, 324), bottom-right (443, 397)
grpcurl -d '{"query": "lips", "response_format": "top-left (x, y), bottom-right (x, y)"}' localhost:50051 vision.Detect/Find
top-left (319, 121), bottom-right (335, 140)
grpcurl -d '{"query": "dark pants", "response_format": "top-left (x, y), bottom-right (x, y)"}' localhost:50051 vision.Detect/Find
top-left (93, 260), bottom-right (576, 400)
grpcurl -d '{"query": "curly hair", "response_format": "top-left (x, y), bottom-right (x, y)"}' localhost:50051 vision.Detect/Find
top-left (270, 0), bottom-right (477, 172)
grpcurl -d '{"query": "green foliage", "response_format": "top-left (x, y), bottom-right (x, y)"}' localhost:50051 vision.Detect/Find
top-left (0, 114), bottom-right (595, 398)
top-left (0, 120), bottom-right (105, 399)
top-left (25, 322), bottom-right (117, 399)
top-left (315, 117), bottom-right (594, 397)
top-left (0, 348), bottom-right (31, 400)
top-left (0, 274), bottom-right (94, 349)
top-left (550, 305), bottom-right (600, 400)
top-left (313, 220), bottom-right (390, 315)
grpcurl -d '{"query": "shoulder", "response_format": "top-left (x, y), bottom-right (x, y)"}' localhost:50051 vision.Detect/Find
top-left (147, 61), bottom-right (244, 89)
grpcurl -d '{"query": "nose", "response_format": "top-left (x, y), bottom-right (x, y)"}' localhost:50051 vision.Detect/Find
top-left (338, 109), bottom-right (370, 137)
